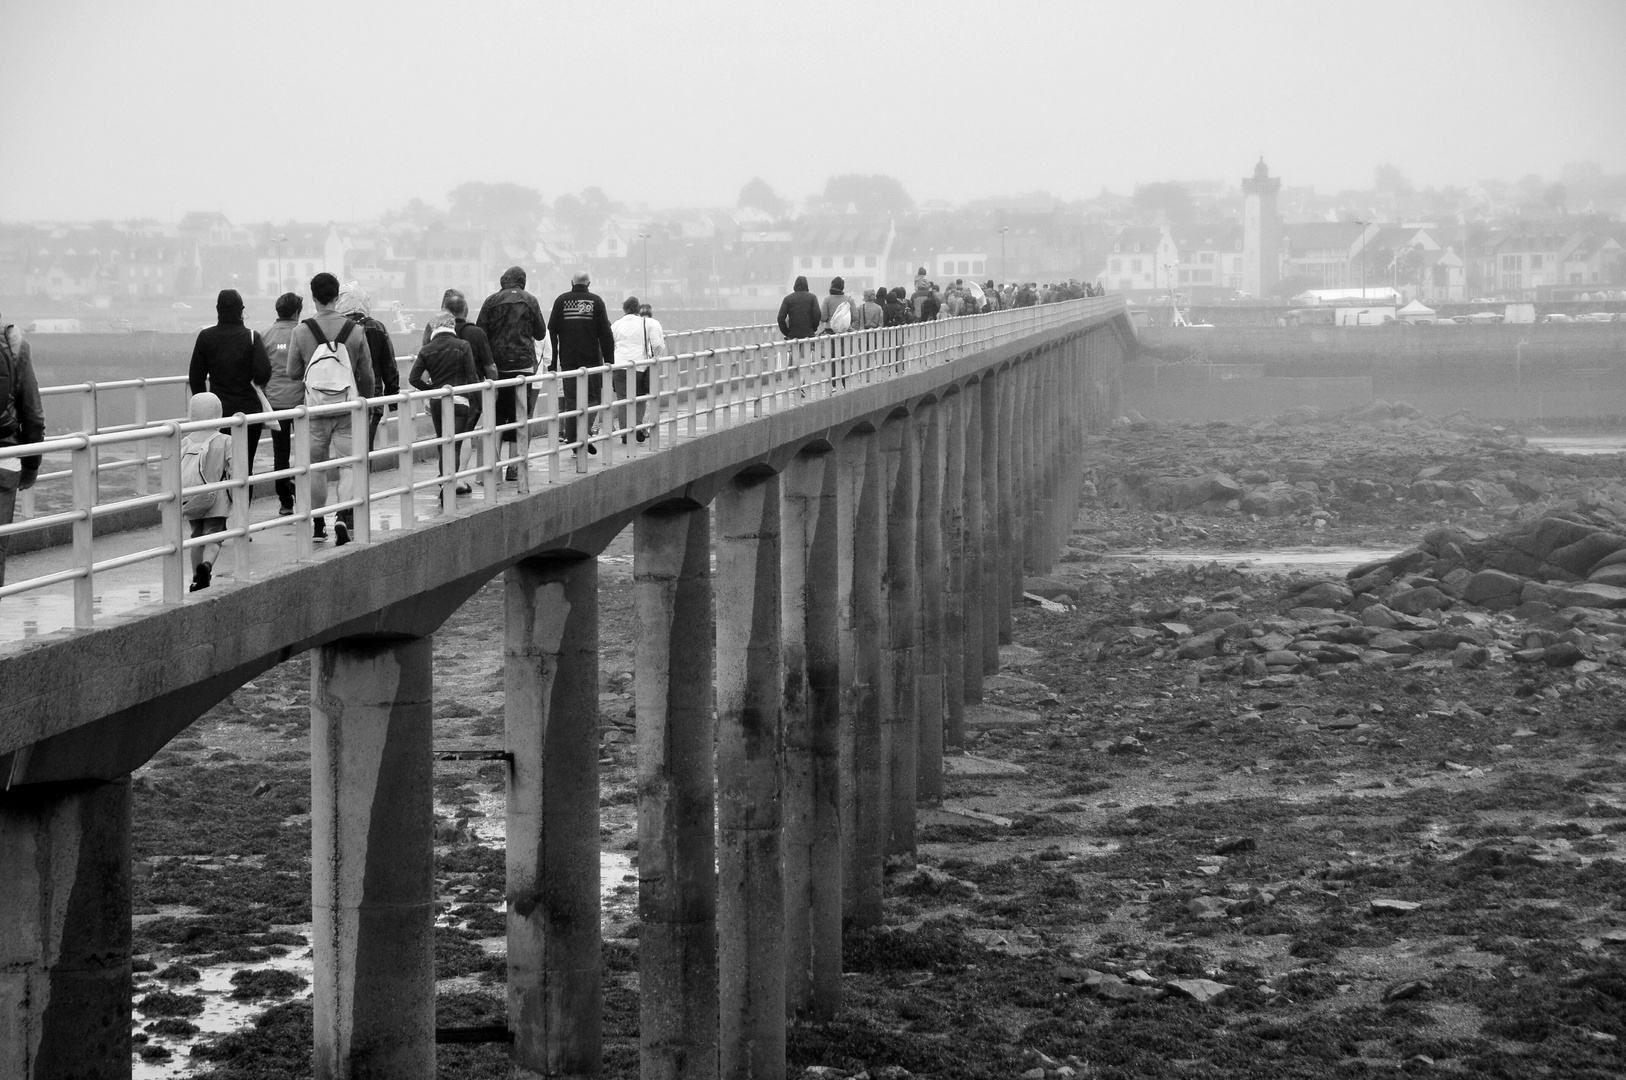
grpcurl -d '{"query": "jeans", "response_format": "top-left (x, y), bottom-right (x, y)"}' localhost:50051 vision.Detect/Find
top-left (0, 469), bottom-right (17, 588)
top-left (309, 413), bottom-right (354, 527)
top-left (270, 419), bottom-right (294, 510)
top-left (429, 403), bottom-right (474, 474)
top-left (611, 366), bottom-right (649, 433)
top-left (559, 363), bottom-right (601, 448)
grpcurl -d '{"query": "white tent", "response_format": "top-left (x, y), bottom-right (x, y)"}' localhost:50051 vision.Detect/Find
top-left (1398, 299), bottom-right (1437, 324)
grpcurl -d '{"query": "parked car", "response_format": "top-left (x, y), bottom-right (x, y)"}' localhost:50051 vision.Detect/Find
top-left (1540, 313), bottom-right (1574, 324)
top-left (1577, 312), bottom-right (1620, 323)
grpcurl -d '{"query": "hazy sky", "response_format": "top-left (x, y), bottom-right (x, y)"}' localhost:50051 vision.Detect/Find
top-left (3, 0), bottom-right (1624, 222)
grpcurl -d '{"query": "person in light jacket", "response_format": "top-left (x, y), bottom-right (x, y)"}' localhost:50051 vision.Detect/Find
top-left (609, 296), bottom-right (664, 442)
top-left (260, 292), bottom-right (304, 514)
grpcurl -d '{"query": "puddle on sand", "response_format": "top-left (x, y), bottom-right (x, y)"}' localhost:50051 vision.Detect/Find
top-left (1102, 547), bottom-right (1404, 575)
top-left (1528, 434), bottom-right (1626, 456)
top-left (133, 790), bottom-right (636, 1078)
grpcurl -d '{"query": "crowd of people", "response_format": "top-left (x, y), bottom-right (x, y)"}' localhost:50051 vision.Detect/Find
top-left (0, 263), bottom-right (1104, 595)
top-left (777, 267), bottom-right (1105, 337)
top-left (177, 267), bottom-right (665, 588)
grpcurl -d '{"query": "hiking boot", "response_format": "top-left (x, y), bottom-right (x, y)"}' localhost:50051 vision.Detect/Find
top-left (189, 564), bottom-right (211, 592)
top-left (313, 517), bottom-right (327, 541)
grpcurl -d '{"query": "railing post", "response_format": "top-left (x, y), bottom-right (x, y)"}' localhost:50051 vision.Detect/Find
top-left (133, 380), bottom-right (150, 495)
top-left (230, 416), bottom-right (252, 585)
top-left (293, 409), bottom-right (314, 562)
top-left (159, 422), bottom-right (185, 603)
top-left (81, 383), bottom-right (100, 504)
top-left (438, 393), bottom-right (457, 508)
top-left (481, 382), bottom-right (500, 500)
top-left (351, 400), bottom-right (372, 544)
top-left (397, 397), bottom-right (416, 531)
top-left (514, 377), bottom-right (533, 491)
top-left (71, 439), bottom-right (95, 628)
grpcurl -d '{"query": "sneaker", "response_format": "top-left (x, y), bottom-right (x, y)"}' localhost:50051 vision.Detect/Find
top-left (278, 504), bottom-right (294, 517)
top-left (586, 442), bottom-right (598, 456)
top-left (503, 465), bottom-right (519, 482)
top-left (313, 517), bottom-right (327, 541)
top-left (334, 520), bottom-right (350, 547)
top-left (189, 564), bottom-right (211, 592)
top-left (455, 481), bottom-right (472, 495)
top-left (635, 429), bottom-right (647, 443)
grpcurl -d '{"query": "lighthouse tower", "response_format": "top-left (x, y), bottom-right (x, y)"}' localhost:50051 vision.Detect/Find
top-left (1241, 158), bottom-right (1281, 299)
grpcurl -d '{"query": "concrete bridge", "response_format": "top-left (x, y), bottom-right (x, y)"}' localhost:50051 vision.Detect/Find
top-left (0, 298), bottom-right (1132, 1078)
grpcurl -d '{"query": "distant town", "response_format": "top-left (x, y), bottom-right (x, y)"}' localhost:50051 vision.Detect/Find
top-left (3, 162), bottom-right (1624, 332)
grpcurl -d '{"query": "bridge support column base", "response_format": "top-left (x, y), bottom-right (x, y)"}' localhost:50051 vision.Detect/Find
top-left (781, 450), bottom-right (842, 1021)
top-left (634, 504), bottom-right (718, 1079)
top-left (840, 430), bottom-right (885, 930)
top-left (311, 635), bottom-right (435, 1080)
top-left (0, 777), bottom-right (130, 1080)
top-left (883, 415), bottom-right (919, 859)
top-left (715, 472), bottom-right (785, 1080)
top-left (916, 402), bottom-right (946, 807)
top-left (505, 557), bottom-right (602, 1077)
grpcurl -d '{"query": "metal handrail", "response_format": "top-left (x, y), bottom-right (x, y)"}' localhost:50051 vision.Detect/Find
top-left (0, 298), bottom-right (1122, 629)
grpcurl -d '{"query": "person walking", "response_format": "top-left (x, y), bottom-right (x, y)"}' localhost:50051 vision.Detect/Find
top-left (335, 282), bottom-right (399, 452)
top-left (180, 391), bottom-right (234, 592)
top-left (260, 292), bottom-right (305, 515)
top-left (476, 266), bottom-right (547, 479)
top-left (861, 289), bottom-right (885, 330)
top-left (820, 276), bottom-right (857, 334)
top-left (188, 288), bottom-right (272, 471)
top-left (0, 316), bottom-right (44, 590)
top-left (286, 272), bottom-right (375, 546)
top-left (409, 312), bottom-right (482, 496)
top-left (548, 271), bottom-right (615, 454)
top-left (610, 296), bottom-right (663, 442)
top-left (776, 275), bottom-right (821, 339)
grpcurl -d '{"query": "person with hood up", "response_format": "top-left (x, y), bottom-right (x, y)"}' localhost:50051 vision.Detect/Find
top-left (476, 266), bottom-right (547, 478)
top-left (260, 292), bottom-right (305, 514)
top-left (548, 271), bottom-right (616, 453)
top-left (188, 288), bottom-right (272, 472)
top-left (181, 392), bottom-right (233, 593)
top-left (409, 312), bottom-right (482, 496)
top-left (776, 276), bottom-right (821, 339)
top-left (334, 282), bottom-right (399, 452)
top-left (0, 315), bottom-right (44, 590)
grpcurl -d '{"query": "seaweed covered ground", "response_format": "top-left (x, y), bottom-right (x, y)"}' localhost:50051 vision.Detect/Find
top-left (127, 418), bottom-right (1626, 1078)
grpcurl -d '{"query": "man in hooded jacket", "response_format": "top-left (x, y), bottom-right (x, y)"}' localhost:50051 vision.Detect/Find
top-left (334, 282), bottom-right (399, 451)
top-left (477, 266), bottom-right (547, 471)
top-left (776, 276), bottom-right (821, 339)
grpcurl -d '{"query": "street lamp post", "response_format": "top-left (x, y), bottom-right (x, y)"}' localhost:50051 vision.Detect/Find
top-left (638, 232), bottom-right (650, 298)
top-left (998, 226), bottom-right (1009, 284)
top-left (1355, 221), bottom-right (1368, 300)
top-left (273, 234), bottom-right (287, 295)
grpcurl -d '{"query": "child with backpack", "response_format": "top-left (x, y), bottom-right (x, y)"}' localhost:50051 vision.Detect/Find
top-left (180, 392), bottom-right (233, 592)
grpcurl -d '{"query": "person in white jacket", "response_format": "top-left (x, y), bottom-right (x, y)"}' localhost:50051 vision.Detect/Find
top-left (609, 296), bottom-right (664, 442)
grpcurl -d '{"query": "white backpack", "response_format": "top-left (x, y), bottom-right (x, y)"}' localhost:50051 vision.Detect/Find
top-left (302, 319), bottom-right (358, 406)
top-left (180, 432), bottom-right (231, 519)
top-left (829, 300), bottom-right (853, 333)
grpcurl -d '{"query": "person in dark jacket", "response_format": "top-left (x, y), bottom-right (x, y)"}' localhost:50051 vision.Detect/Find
top-left (777, 275), bottom-right (821, 339)
top-left (335, 282), bottom-right (399, 452)
top-left (548, 272), bottom-right (615, 453)
top-left (0, 316), bottom-right (44, 590)
top-left (260, 292), bottom-right (304, 514)
top-left (476, 266), bottom-right (547, 471)
top-left (410, 313), bottom-right (482, 495)
top-left (188, 288), bottom-right (272, 470)
top-left (422, 288), bottom-right (498, 380)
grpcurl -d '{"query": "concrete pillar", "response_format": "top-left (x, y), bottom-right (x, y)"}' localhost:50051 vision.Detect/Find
top-left (633, 505), bottom-right (717, 1080)
top-left (505, 558), bottom-right (601, 1078)
top-left (961, 385), bottom-right (984, 712)
top-left (995, 367), bottom-right (1017, 647)
top-left (311, 636), bottom-right (435, 1080)
top-left (1037, 355), bottom-right (1060, 569)
top-left (0, 778), bottom-right (130, 1080)
top-left (839, 429), bottom-right (885, 928)
top-left (979, 373), bottom-right (1002, 673)
top-left (714, 471), bottom-right (784, 1080)
top-left (1014, 359), bottom-right (1035, 582)
top-left (943, 390), bottom-right (969, 747)
top-left (915, 402), bottom-right (945, 804)
top-left (881, 414), bottom-right (918, 858)
top-left (780, 450), bottom-right (842, 1021)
